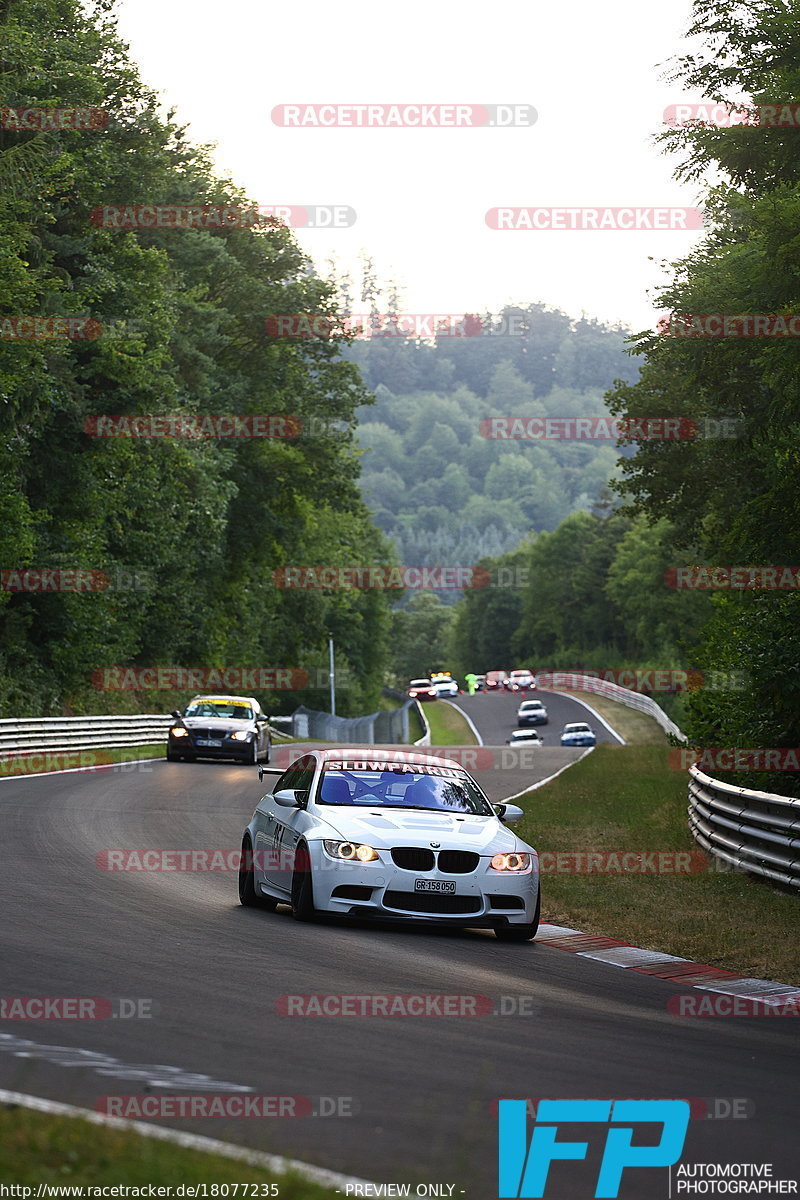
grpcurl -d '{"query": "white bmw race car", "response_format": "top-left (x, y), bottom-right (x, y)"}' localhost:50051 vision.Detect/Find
top-left (239, 748), bottom-right (540, 941)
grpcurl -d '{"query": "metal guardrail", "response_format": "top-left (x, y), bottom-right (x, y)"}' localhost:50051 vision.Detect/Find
top-left (289, 698), bottom-right (414, 745)
top-left (0, 714), bottom-right (173, 756)
top-left (688, 765), bottom-right (800, 889)
top-left (537, 672), bottom-right (685, 740)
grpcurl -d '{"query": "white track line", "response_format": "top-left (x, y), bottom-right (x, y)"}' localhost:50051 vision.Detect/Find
top-left (443, 700), bottom-right (484, 745)
top-left (499, 747), bottom-right (595, 802)
top-left (0, 1088), bottom-right (376, 1192)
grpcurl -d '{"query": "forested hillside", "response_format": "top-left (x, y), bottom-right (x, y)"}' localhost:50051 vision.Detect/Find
top-left (0, 0), bottom-right (392, 717)
top-left (347, 307), bottom-right (636, 570)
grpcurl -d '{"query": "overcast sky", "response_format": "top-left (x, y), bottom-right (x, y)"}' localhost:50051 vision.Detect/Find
top-left (114, 0), bottom-right (705, 333)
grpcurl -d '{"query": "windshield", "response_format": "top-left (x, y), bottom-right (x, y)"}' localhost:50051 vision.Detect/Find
top-left (316, 762), bottom-right (493, 815)
top-left (566, 724), bottom-right (590, 733)
top-left (409, 680), bottom-right (431, 688)
top-left (184, 700), bottom-right (253, 720)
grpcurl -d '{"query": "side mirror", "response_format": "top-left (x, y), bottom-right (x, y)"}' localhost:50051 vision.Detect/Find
top-left (274, 788), bottom-right (302, 808)
top-left (494, 802), bottom-right (523, 824)
top-left (171, 710), bottom-right (182, 720)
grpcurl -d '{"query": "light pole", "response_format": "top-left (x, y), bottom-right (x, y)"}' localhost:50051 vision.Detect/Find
top-left (328, 634), bottom-right (336, 716)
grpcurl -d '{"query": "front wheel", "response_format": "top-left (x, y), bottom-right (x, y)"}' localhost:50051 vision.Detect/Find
top-left (239, 837), bottom-right (278, 910)
top-left (291, 843), bottom-right (316, 922)
top-left (494, 889), bottom-right (540, 942)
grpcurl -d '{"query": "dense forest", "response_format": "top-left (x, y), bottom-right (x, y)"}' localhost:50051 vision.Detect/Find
top-left (347, 308), bottom-right (635, 571)
top-left (0, 0), bottom-right (393, 718)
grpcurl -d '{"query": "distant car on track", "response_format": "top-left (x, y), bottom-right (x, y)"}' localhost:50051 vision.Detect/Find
top-left (560, 722), bottom-right (597, 747)
top-left (508, 669), bottom-right (537, 692)
top-left (430, 674), bottom-right (459, 698)
top-left (239, 747), bottom-right (541, 941)
top-left (485, 671), bottom-right (510, 691)
top-left (167, 694), bottom-right (271, 764)
top-left (517, 699), bottom-right (548, 725)
top-left (474, 674), bottom-right (487, 692)
top-left (407, 678), bottom-right (437, 701)
top-left (505, 729), bottom-right (544, 746)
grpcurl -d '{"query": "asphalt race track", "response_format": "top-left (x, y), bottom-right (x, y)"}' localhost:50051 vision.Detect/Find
top-left (446, 686), bottom-right (623, 751)
top-left (2, 698), bottom-right (799, 1197)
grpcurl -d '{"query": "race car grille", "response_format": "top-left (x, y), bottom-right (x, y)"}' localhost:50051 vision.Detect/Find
top-left (391, 847), bottom-right (435, 871)
top-left (189, 728), bottom-right (230, 740)
top-left (437, 850), bottom-right (479, 874)
top-left (383, 890), bottom-right (481, 915)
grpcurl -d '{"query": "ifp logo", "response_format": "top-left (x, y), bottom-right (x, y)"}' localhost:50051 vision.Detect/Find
top-left (498, 1099), bottom-right (690, 1197)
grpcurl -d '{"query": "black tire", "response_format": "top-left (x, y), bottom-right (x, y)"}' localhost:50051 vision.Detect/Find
top-left (238, 837), bottom-right (278, 910)
top-left (241, 739), bottom-right (258, 766)
top-left (291, 842), bottom-right (316, 922)
top-left (494, 888), bottom-right (540, 942)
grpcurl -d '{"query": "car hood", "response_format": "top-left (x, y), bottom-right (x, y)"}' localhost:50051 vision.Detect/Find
top-left (181, 716), bottom-right (253, 731)
top-left (314, 807), bottom-right (524, 855)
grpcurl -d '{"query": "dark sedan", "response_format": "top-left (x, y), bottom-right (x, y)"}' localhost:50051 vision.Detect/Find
top-left (167, 694), bottom-right (271, 764)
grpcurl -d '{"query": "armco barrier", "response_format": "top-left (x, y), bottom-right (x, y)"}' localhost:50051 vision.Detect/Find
top-left (289, 697), bottom-right (414, 745)
top-left (537, 672), bottom-right (685, 740)
top-left (688, 765), bottom-right (800, 889)
top-left (0, 714), bottom-right (172, 757)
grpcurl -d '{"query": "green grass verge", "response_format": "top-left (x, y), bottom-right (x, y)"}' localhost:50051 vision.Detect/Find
top-left (423, 700), bottom-right (477, 746)
top-left (517, 744), bottom-right (800, 984)
top-left (0, 1107), bottom-right (341, 1194)
top-left (548, 689), bottom-right (669, 745)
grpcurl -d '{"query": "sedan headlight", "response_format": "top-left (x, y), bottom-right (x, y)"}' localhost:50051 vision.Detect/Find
top-left (170, 726), bottom-right (188, 738)
top-left (230, 730), bottom-right (252, 741)
top-left (490, 852), bottom-right (531, 872)
top-left (323, 840), bottom-right (379, 863)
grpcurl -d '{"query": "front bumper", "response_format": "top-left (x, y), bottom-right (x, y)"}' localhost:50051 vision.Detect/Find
top-left (306, 845), bottom-right (539, 926)
top-left (169, 735), bottom-right (254, 760)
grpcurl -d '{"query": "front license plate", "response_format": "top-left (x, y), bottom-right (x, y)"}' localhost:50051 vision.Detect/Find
top-left (196, 738), bottom-right (222, 747)
top-left (414, 879), bottom-right (456, 894)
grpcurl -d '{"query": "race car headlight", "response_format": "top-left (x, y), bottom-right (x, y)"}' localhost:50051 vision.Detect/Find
top-left (230, 730), bottom-right (252, 741)
top-left (323, 840), bottom-right (379, 862)
top-left (490, 852), bottom-right (530, 872)
top-left (170, 726), bottom-right (188, 738)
